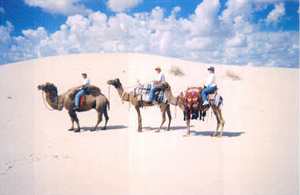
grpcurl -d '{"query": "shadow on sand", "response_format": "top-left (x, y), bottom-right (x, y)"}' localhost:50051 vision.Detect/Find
top-left (190, 130), bottom-right (245, 137)
top-left (143, 125), bottom-right (190, 131)
top-left (79, 125), bottom-right (127, 132)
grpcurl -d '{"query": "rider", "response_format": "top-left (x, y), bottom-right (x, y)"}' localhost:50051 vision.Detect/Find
top-left (201, 66), bottom-right (217, 106)
top-left (73, 73), bottom-right (90, 110)
top-left (148, 66), bottom-right (166, 102)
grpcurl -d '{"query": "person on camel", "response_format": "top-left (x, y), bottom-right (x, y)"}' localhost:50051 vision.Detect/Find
top-left (201, 66), bottom-right (217, 106)
top-left (148, 66), bottom-right (166, 103)
top-left (73, 73), bottom-right (90, 111)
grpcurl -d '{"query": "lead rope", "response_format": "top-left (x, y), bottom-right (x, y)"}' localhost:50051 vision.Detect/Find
top-left (42, 91), bottom-right (55, 111)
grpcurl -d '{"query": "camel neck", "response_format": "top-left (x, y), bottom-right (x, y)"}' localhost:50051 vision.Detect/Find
top-left (45, 92), bottom-right (58, 110)
top-left (165, 88), bottom-right (180, 106)
top-left (45, 92), bottom-right (64, 110)
top-left (115, 85), bottom-right (130, 102)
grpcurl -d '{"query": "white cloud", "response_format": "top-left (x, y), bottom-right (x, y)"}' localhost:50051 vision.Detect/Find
top-left (24, 0), bottom-right (91, 15)
top-left (189, 0), bottom-right (220, 36)
top-left (226, 33), bottom-right (247, 47)
top-left (266, 3), bottom-right (285, 24)
top-left (106, 0), bottom-right (143, 12)
top-left (0, 7), bottom-right (5, 14)
top-left (0, 1), bottom-right (298, 68)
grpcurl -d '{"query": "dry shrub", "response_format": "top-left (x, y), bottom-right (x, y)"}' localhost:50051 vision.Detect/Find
top-left (226, 70), bottom-right (241, 81)
top-left (169, 65), bottom-right (185, 76)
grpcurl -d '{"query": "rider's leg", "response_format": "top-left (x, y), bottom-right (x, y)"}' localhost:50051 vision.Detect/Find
top-left (201, 87), bottom-right (209, 104)
top-left (75, 89), bottom-right (85, 108)
top-left (149, 87), bottom-right (158, 102)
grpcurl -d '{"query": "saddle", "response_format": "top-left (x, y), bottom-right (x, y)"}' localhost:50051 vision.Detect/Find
top-left (133, 83), bottom-right (166, 104)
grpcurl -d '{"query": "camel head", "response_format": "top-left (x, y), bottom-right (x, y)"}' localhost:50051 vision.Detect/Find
top-left (107, 78), bottom-right (122, 88)
top-left (37, 82), bottom-right (58, 96)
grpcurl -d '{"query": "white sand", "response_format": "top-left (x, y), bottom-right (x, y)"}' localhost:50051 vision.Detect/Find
top-left (0, 53), bottom-right (298, 195)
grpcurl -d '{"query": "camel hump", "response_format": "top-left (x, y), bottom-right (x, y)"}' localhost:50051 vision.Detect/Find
top-left (68, 85), bottom-right (101, 99)
top-left (86, 85), bottom-right (101, 96)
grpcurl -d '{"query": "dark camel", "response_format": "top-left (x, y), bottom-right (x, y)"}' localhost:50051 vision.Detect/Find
top-left (37, 82), bottom-right (110, 132)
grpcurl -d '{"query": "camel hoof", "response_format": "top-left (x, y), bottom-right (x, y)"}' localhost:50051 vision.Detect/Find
top-left (101, 127), bottom-right (106, 130)
top-left (74, 129), bottom-right (80, 133)
top-left (68, 128), bottom-right (74, 131)
top-left (211, 132), bottom-right (218, 137)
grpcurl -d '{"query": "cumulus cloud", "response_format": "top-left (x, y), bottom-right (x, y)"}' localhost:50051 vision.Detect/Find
top-left (106, 0), bottom-right (143, 12)
top-left (0, 0), bottom-right (298, 67)
top-left (24, 0), bottom-right (91, 15)
top-left (266, 3), bottom-right (285, 24)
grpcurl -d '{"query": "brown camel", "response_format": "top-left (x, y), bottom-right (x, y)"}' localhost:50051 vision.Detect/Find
top-left (107, 78), bottom-right (171, 132)
top-left (161, 82), bottom-right (225, 137)
top-left (37, 82), bottom-right (110, 132)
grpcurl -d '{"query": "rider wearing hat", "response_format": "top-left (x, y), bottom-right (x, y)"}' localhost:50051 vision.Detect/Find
top-left (73, 73), bottom-right (90, 110)
top-left (201, 66), bottom-right (217, 106)
top-left (148, 66), bottom-right (166, 102)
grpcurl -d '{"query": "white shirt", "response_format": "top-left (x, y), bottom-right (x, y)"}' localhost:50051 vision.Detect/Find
top-left (205, 73), bottom-right (216, 87)
top-left (155, 72), bottom-right (166, 82)
top-left (83, 78), bottom-right (90, 86)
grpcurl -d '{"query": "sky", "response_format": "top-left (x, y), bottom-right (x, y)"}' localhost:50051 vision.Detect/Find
top-left (0, 0), bottom-right (299, 67)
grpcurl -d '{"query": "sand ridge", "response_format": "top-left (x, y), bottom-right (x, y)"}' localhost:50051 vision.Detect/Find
top-left (0, 53), bottom-right (298, 195)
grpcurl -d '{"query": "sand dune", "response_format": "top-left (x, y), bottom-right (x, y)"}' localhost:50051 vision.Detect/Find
top-left (0, 53), bottom-right (298, 195)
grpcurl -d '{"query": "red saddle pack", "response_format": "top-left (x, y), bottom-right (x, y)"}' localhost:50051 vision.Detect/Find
top-left (80, 96), bottom-right (86, 108)
top-left (184, 87), bottom-right (201, 109)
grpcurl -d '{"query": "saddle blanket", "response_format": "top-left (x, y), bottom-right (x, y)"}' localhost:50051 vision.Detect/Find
top-left (185, 87), bottom-right (201, 108)
top-left (133, 83), bottom-right (167, 103)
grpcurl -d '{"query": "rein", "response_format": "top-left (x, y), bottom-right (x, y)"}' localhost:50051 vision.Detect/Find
top-left (42, 91), bottom-right (56, 111)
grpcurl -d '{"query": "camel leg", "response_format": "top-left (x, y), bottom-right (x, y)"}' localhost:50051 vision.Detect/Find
top-left (93, 111), bottom-right (102, 131)
top-left (102, 106), bottom-right (109, 130)
top-left (166, 104), bottom-right (172, 131)
top-left (135, 106), bottom-right (142, 132)
top-left (212, 107), bottom-right (220, 137)
top-left (184, 119), bottom-right (191, 136)
top-left (68, 110), bottom-right (75, 131)
top-left (216, 108), bottom-right (225, 137)
top-left (69, 111), bottom-right (80, 133)
top-left (156, 105), bottom-right (167, 133)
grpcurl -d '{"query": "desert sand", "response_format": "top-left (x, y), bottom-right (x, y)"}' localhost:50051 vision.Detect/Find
top-left (0, 53), bottom-right (298, 195)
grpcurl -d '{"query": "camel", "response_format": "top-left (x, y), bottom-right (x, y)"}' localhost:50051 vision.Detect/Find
top-left (107, 78), bottom-right (171, 132)
top-left (37, 82), bottom-right (110, 132)
top-left (161, 82), bottom-right (225, 137)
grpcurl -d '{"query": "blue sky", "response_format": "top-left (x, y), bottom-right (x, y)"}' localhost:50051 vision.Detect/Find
top-left (0, 0), bottom-right (299, 67)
